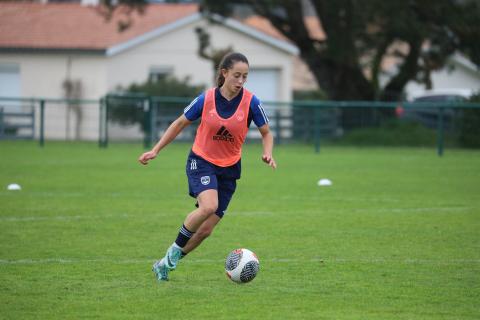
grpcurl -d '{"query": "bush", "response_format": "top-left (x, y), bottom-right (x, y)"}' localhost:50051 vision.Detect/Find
top-left (127, 76), bottom-right (205, 97)
top-left (108, 76), bottom-right (205, 132)
top-left (336, 120), bottom-right (439, 147)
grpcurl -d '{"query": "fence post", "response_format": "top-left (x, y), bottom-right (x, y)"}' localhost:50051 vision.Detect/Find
top-left (98, 97), bottom-right (105, 148)
top-left (437, 107), bottom-right (444, 157)
top-left (104, 95), bottom-right (109, 148)
top-left (275, 108), bottom-right (281, 145)
top-left (0, 107), bottom-right (4, 138)
top-left (39, 100), bottom-right (45, 147)
top-left (314, 107), bottom-right (320, 153)
top-left (31, 104), bottom-right (35, 140)
top-left (149, 96), bottom-right (156, 147)
top-left (143, 97), bottom-right (152, 149)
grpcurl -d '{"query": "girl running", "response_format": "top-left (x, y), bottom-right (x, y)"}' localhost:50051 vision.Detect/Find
top-left (138, 52), bottom-right (276, 281)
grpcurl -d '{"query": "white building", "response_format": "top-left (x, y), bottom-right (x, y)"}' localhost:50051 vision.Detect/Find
top-left (0, 2), bottom-right (298, 140)
top-left (405, 53), bottom-right (480, 100)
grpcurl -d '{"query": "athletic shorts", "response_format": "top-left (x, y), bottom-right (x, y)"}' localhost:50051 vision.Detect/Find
top-left (186, 150), bottom-right (241, 218)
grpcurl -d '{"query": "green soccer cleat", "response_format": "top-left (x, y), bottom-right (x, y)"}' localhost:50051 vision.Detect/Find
top-left (164, 244), bottom-right (183, 270)
top-left (152, 258), bottom-right (169, 281)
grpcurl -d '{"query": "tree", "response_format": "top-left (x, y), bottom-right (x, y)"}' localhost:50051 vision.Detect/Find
top-left (194, 27), bottom-right (233, 83)
top-left (97, 0), bottom-right (479, 101)
top-left (97, 0), bottom-right (147, 32)
top-left (200, 0), bottom-right (480, 101)
top-left (97, 0), bottom-right (231, 80)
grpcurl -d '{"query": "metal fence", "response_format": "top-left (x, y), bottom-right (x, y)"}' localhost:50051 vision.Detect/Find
top-left (0, 97), bottom-right (100, 147)
top-left (1, 95), bottom-right (479, 156)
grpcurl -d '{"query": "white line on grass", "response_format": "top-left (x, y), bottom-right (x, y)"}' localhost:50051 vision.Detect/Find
top-left (0, 212), bottom-right (270, 222)
top-left (229, 211), bottom-right (273, 216)
top-left (0, 206), bottom-right (473, 223)
top-left (369, 206), bottom-right (471, 213)
top-left (0, 213), bottom-right (131, 222)
top-left (1, 257), bottom-right (479, 265)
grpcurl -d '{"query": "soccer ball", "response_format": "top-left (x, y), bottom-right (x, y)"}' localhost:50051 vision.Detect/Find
top-left (225, 248), bottom-right (260, 284)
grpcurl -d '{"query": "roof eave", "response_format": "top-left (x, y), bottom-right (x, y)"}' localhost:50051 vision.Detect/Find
top-left (106, 12), bottom-right (299, 57)
top-left (106, 12), bottom-right (203, 57)
top-left (210, 14), bottom-right (299, 55)
top-left (451, 52), bottom-right (479, 73)
top-left (0, 47), bottom-right (105, 55)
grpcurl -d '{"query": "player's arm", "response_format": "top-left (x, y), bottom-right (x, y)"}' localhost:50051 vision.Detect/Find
top-left (258, 124), bottom-right (276, 169)
top-left (138, 114), bottom-right (191, 165)
top-left (250, 96), bottom-right (276, 169)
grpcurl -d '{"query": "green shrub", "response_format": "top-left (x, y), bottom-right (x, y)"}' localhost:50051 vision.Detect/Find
top-left (108, 76), bottom-right (205, 132)
top-left (336, 120), bottom-right (439, 146)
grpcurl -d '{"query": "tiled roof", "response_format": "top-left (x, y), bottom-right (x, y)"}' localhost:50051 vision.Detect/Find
top-left (0, 2), bottom-right (309, 52)
top-left (0, 2), bottom-right (198, 50)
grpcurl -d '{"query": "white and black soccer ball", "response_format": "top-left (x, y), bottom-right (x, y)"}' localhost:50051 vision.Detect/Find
top-left (225, 248), bottom-right (260, 284)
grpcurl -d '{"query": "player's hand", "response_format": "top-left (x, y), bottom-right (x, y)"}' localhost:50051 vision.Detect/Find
top-left (262, 155), bottom-right (277, 169)
top-left (138, 150), bottom-right (157, 165)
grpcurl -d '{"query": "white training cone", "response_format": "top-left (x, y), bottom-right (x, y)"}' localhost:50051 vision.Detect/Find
top-left (7, 183), bottom-right (21, 191)
top-left (317, 179), bottom-right (332, 187)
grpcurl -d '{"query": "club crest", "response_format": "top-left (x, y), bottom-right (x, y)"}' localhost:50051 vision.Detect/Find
top-left (236, 111), bottom-right (245, 121)
top-left (201, 176), bottom-right (210, 185)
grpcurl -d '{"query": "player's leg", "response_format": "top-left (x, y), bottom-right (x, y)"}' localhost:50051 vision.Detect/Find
top-left (182, 177), bottom-right (237, 255)
top-left (152, 155), bottom-right (218, 281)
top-left (183, 189), bottom-right (218, 232)
top-left (182, 213), bottom-right (221, 254)
top-left (162, 187), bottom-right (218, 267)
top-left (152, 190), bottom-right (218, 281)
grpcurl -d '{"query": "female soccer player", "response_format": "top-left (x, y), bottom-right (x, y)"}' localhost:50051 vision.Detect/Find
top-left (138, 52), bottom-right (276, 281)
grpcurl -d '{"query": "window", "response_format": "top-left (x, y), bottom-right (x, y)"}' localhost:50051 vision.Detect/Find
top-left (0, 64), bottom-right (20, 98)
top-left (149, 66), bottom-right (173, 82)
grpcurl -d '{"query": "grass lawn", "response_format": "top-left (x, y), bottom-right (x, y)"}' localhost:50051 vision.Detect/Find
top-left (1, 141), bottom-right (479, 319)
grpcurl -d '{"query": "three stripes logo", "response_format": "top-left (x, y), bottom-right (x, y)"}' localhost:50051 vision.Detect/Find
top-left (213, 126), bottom-right (234, 143)
top-left (190, 159), bottom-right (197, 170)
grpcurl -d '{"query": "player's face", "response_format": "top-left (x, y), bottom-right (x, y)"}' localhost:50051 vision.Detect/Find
top-left (222, 61), bottom-right (249, 94)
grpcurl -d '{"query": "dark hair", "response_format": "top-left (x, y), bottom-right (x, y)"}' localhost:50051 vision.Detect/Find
top-left (216, 52), bottom-right (249, 87)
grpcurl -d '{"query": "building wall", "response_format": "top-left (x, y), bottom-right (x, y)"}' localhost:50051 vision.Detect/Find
top-left (0, 53), bottom-right (106, 140)
top-left (105, 17), bottom-right (295, 140)
top-left (405, 60), bottom-right (480, 100)
top-left (0, 53), bottom-right (106, 99)
top-left (107, 18), bottom-right (294, 102)
top-left (204, 19), bottom-right (293, 102)
top-left (107, 21), bottom-right (212, 92)
top-left (0, 17), bottom-right (295, 141)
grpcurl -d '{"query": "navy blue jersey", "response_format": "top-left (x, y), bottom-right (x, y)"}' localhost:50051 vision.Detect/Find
top-left (183, 88), bottom-right (269, 128)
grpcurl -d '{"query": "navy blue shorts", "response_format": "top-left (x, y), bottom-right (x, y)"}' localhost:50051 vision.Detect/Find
top-left (186, 151), bottom-right (241, 218)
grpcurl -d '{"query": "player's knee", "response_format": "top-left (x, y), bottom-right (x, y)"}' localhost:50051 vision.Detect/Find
top-left (200, 202), bottom-right (218, 216)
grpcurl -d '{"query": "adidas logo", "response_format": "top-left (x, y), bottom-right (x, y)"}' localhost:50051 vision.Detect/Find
top-left (213, 126), bottom-right (234, 142)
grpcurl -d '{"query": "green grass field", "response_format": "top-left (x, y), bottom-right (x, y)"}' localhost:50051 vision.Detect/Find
top-left (1, 141), bottom-right (479, 319)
